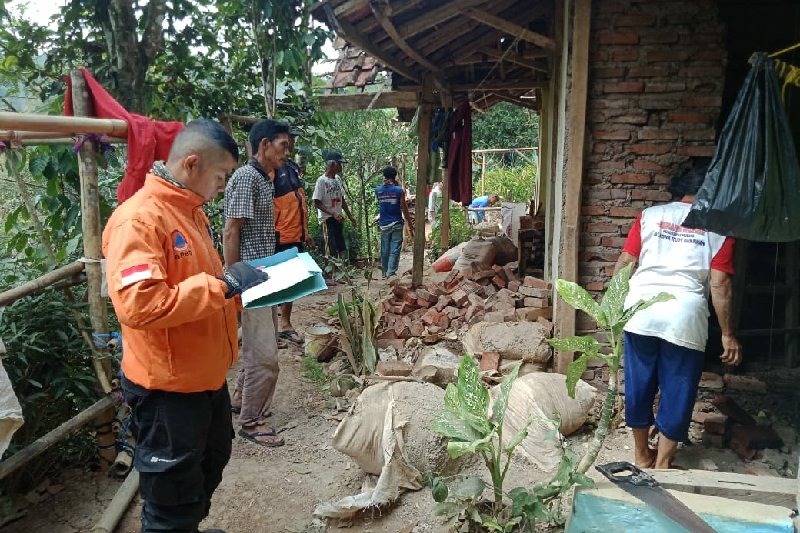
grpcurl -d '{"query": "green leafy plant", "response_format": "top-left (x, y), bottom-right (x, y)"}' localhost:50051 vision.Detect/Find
top-left (335, 286), bottom-right (381, 375)
top-left (428, 357), bottom-right (527, 531)
top-left (546, 263), bottom-right (673, 473)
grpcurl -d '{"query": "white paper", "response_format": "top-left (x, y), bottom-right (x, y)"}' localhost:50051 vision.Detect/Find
top-left (241, 257), bottom-right (312, 307)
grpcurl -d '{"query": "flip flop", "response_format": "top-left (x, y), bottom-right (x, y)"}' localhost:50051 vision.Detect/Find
top-left (238, 428), bottom-right (284, 447)
top-left (279, 330), bottom-right (303, 345)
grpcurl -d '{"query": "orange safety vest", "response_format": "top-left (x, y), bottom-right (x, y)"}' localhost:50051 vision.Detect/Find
top-left (102, 174), bottom-right (238, 392)
top-left (274, 161), bottom-right (308, 245)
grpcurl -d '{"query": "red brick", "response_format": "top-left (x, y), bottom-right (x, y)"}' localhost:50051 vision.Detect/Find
top-left (507, 280), bottom-right (521, 293)
top-left (586, 222), bottom-right (619, 233)
top-left (630, 143), bottom-right (673, 155)
top-left (422, 309), bottom-right (439, 326)
top-left (519, 285), bottom-right (550, 298)
top-left (645, 81), bottom-right (686, 93)
top-left (639, 31), bottom-right (679, 44)
top-left (639, 97), bottom-right (680, 111)
top-left (479, 352), bottom-right (501, 372)
top-left (515, 307), bottom-right (552, 321)
top-left (594, 129), bottom-right (631, 141)
top-left (376, 360), bottom-right (412, 377)
top-left (730, 424), bottom-right (783, 451)
top-left (612, 49), bottom-right (639, 61)
top-left (472, 270), bottom-right (496, 281)
top-left (604, 81), bottom-right (645, 93)
top-left (681, 95), bottom-right (722, 108)
top-left (596, 160), bottom-right (626, 170)
top-left (608, 113), bottom-right (649, 125)
top-left (645, 49), bottom-right (690, 62)
top-left (581, 205), bottom-right (607, 216)
top-left (609, 206), bottom-right (640, 218)
top-left (393, 322), bottom-right (411, 339)
top-left (585, 282), bottom-right (605, 292)
top-left (596, 31), bottom-right (639, 45)
top-left (699, 371), bottom-right (724, 391)
top-left (600, 236), bottom-right (628, 248)
top-left (723, 374), bottom-right (767, 394)
top-left (630, 66), bottom-right (673, 79)
top-left (591, 66), bottom-right (626, 78)
top-left (677, 145), bottom-right (716, 157)
top-left (693, 48), bottom-right (726, 61)
top-left (434, 295), bottom-right (451, 312)
top-left (427, 325), bottom-right (442, 334)
top-left (632, 159), bottom-right (665, 171)
top-left (610, 173), bottom-right (651, 185)
top-left (436, 314), bottom-right (451, 330)
top-left (616, 14), bottom-right (656, 26)
top-left (669, 113), bottom-right (711, 124)
top-left (444, 269), bottom-right (461, 284)
top-left (683, 129), bottom-right (717, 141)
top-left (416, 288), bottom-right (437, 303)
top-left (502, 266), bottom-right (518, 282)
top-left (611, 190), bottom-right (629, 199)
top-left (589, 50), bottom-right (609, 62)
top-left (631, 189), bottom-right (671, 201)
top-left (416, 297), bottom-right (432, 308)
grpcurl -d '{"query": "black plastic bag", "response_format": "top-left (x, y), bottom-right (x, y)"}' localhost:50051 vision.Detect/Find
top-left (682, 53), bottom-right (800, 241)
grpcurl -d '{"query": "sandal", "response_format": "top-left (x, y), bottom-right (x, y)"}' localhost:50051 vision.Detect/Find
top-left (238, 427), bottom-right (284, 447)
top-left (231, 404), bottom-right (241, 414)
top-left (279, 329), bottom-right (303, 345)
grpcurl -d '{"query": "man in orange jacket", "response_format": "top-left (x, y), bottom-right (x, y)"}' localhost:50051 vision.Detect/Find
top-left (103, 119), bottom-right (267, 533)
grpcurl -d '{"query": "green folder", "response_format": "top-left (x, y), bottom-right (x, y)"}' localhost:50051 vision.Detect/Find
top-left (244, 248), bottom-right (327, 308)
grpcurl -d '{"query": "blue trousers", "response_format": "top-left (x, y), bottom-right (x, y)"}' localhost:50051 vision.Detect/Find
top-left (623, 332), bottom-right (705, 442)
top-left (380, 223), bottom-right (404, 277)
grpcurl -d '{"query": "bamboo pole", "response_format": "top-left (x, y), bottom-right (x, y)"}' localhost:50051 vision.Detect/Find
top-left (71, 70), bottom-right (117, 467)
top-left (91, 470), bottom-right (139, 533)
top-left (0, 130), bottom-right (126, 143)
top-left (0, 112), bottom-right (127, 136)
top-left (0, 261), bottom-right (85, 306)
top-left (0, 395), bottom-right (116, 480)
top-left (4, 152), bottom-right (113, 394)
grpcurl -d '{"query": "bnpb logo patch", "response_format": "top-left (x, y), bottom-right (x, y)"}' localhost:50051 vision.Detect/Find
top-left (173, 231), bottom-right (189, 252)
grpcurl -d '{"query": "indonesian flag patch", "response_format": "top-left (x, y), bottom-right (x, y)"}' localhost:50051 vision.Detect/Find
top-left (120, 264), bottom-right (153, 287)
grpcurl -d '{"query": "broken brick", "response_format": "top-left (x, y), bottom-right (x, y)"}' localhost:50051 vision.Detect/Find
top-left (393, 322), bottom-right (411, 339)
top-left (723, 374), bottom-right (767, 394)
top-left (703, 433), bottom-right (725, 449)
top-left (730, 424), bottom-right (783, 451)
top-left (376, 360), bottom-right (413, 377)
top-left (711, 395), bottom-right (757, 426)
top-left (492, 276), bottom-right (507, 289)
top-left (422, 309), bottom-right (439, 325)
top-left (427, 325), bottom-right (443, 334)
top-left (416, 297), bottom-right (432, 308)
top-left (416, 288), bottom-right (437, 303)
top-left (377, 329), bottom-right (398, 341)
top-left (444, 269), bottom-right (461, 284)
top-left (467, 293), bottom-right (486, 309)
top-left (523, 297), bottom-right (549, 308)
top-left (703, 414), bottom-right (728, 435)
top-left (409, 322), bottom-right (425, 337)
top-left (472, 270), bottom-right (496, 281)
top-left (519, 285), bottom-right (550, 298)
top-left (523, 276), bottom-right (551, 289)
top-left (436, 314), bottom-right (450, 330)
top-left (507, 280), bottom-right (521, 293)
top-left (484, 311), bottom-right (506, 323)
top-left (699, 372), bottom-right (724, 391)
top-left (451, 289), bottom-right (469, 307)
top-left (451, 319), bottom-right (462, 330)
top-left (502, 266), bottom-right (518, 282)
top-left (435, 295), bottom-right (451, 312)
top-left (402, 290), bottom-right (419, 306)
top-left (479, 352), bottom-right (501, 372)
top-left (581, 370), bottom-right (596, 381)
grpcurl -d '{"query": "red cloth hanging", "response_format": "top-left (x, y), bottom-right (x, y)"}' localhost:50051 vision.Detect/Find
top-left (446, 102), bottom-right (473, 206)
top-left (64, 68), bottom-right (185, 204)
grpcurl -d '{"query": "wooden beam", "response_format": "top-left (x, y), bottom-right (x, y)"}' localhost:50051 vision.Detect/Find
top-left (412, 75), bottom-right (434, 287)
top-left (650, 469), bottom-right (797, 509)
top-left (554, 0), bottom-right (591, 375)
top-left (465, 8), bottom-right (557, 51)
top-left (322, 4), bottom-right (420, 82)
top-left (369, 0), bottom-right (445, 78)
top-left (0, 395), bottom-right (115, 480)
top-left (0, 112), bottom-right (128, 136)
top-left (318, 90), bottom-right (419, 111)
top-left (490, 91), bottom-right (541, 110)
top-left (0, 130), bottom-right (126, 142)
top-left (397, 0), bottom-right (486, 39)
top-left (0, 261), bottom-right (85, 307)
top-left (461, 80), bottom-right (547, 92)
top-left (480, 48), bottom-right (549, 73)
top-left (334, 0), bottom-right (368, 17)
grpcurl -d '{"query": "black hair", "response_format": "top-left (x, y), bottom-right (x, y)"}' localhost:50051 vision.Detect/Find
top-left (667, 157), bottom-right (710, 200)
top-left (168, 119), bottom-right (238, 162)
top-left (249, 119), bottom-right (290, 155)
top-left (382, 165), bottom-right (398, 182)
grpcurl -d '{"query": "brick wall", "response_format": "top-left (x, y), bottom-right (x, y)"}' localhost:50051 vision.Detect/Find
top-left (579, 0), bottom-right (726, 331)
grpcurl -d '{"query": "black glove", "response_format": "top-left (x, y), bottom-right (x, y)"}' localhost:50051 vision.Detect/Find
top-left (220, 262), bottom-right (269, 298)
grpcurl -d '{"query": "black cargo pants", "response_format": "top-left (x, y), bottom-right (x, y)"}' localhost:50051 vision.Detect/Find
top-left (122, 375), bottom-right (233, 533)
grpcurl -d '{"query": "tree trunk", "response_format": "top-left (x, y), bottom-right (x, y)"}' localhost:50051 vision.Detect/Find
top-left (250, 1), bottom-right (273, 117)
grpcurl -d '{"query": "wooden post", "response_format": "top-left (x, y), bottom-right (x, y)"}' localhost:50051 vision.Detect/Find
top-left (554, 0), bottom-right (591, 374)
top-left (440, 169), bottom-right (450, 250)
top-left (70, 70), bottom-right (116, 466)
top-left (0, 261), bottom-right (85, 306)
top-left (481, 153), bottom-right (487, 195)
top-left (412, 75), bottom-right (434, 286)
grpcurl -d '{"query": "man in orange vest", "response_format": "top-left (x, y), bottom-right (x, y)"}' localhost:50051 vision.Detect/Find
top-left (103, 119), bottom-right (267, 532)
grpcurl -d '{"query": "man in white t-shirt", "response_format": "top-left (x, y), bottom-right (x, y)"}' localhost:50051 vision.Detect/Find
top-left (614, 161), bottom-right (741, 470)
top-left (312, 150), bottom-right (356, 282)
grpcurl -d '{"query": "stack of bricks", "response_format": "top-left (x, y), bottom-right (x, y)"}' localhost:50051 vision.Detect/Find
top-left (378, 267), bottom-right (553, 341)
top-left (579, 0), bottom-right (728, 330)
top-left (689, 371), bottom-right (779, 460)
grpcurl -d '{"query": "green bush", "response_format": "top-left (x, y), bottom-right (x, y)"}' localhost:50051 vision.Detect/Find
top-left (482, 163), bottom-right (537, 204)
top-left (428, 205), bottom-right (475, 262)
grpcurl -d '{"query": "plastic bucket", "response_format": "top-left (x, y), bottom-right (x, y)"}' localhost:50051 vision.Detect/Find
top-left (305, 325), bottom-right (334, 359)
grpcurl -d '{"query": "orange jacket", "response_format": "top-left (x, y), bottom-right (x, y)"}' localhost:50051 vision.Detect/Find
top-left (102, 173), bottom-right (238, 393)
top-left (274, 161), bottom-right (308, 245)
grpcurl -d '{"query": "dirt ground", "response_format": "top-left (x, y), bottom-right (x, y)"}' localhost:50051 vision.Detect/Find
top-left (4, 252), bottom-right (798, 533)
